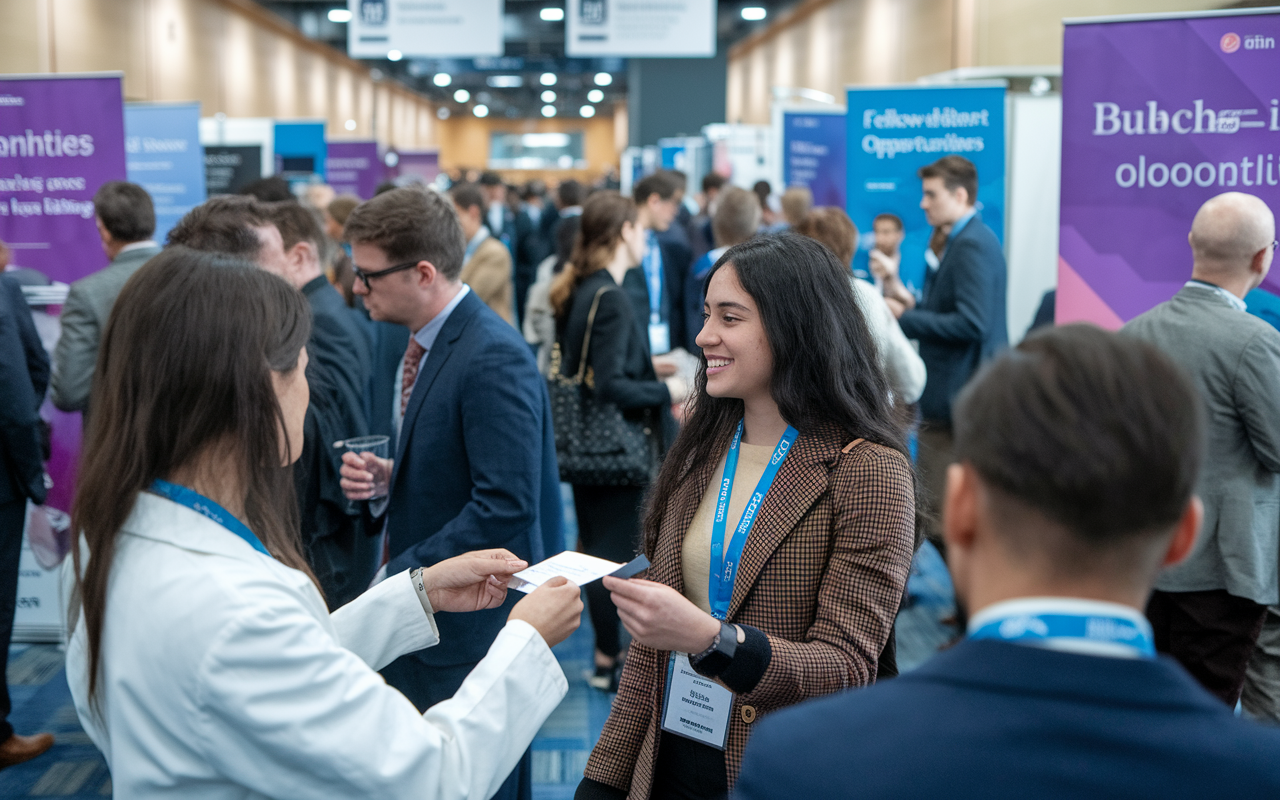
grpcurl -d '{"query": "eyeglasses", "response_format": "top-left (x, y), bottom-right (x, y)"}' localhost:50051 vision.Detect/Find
top-left (353, 260), bottom-right (420, 290)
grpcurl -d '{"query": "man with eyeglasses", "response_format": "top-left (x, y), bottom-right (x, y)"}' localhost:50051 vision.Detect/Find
top-left (1124, 191), bottom-right (1280, 712)
top-left (338, 187), bottom-right (561, 800)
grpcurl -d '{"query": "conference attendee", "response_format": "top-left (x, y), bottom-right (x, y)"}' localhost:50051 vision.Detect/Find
top-left (0, 274), bottom-right (55, 769)
top-left (868, 212), bottom-right (905, 293)
top-left (549, 178), bottom-right (584, 251)
top-left (324, 194), bottom-right (360, 306)
top-left (576, 234), bottom-right (916, 799)
top-left (896, 155), bottom-right (1007, 549)
top-left (734, 324), bottom-right (1280, 799)
top-left (480, 171), bottom-right (516, 248)
top-left (688, 172), bottom-right (728, 264)
top-left (778, 186), bottom-right (812, 231)
top-left (50, 181), bottom-right (160, 413)
top-left (65, 247), bottom-right (583, 799)
top-left (524, 210), bottom-right (582, 376)
top-left (751, 180), bottom-right (779, 229)
top-left (339, 188), bottom-right (562, 800)
top-left (1123, 192), bottom-right (1280, 707)
top-left (514, 182), bottom-right (553, 328)
top-left (240, 175), bottom-right (294, 202)
top-left (627, 171), bottom-right (688, 357)
top-left (451, 182), bottom-right (515, 325)
top-left (684, 186), bottom-right (760, 352)
top-left (796, 207), bottom-right (927, 405)
top-left (265, 201), bottom-right (377, 608)
top-left (549, 192), bottom-right (688, 692)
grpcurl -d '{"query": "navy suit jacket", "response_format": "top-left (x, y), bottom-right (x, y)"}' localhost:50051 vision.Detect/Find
top-left (898, 213), bottom-right (1007, 424)
top-left (0, 276), bottom-right (48, 507)
top-left (383, 290), bottom-right (562, 667)
top-left (736, 639), bottom-right (1280, 799)
top-left (622, 235), bottom-right (691, 355)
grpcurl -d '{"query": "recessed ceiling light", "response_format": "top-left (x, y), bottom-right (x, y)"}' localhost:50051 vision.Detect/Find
top-left (488, 75), bottom-right (523, 88)
top-left (580, 105), bottom-right (596, 118)
top-left (542, 105), bottom-right (557, 117)
top-left (473, 104), bottom-right (490, 118)
top-left (541, 90), bottom-right (556, 102)
top-left (540, 73), bottom-right (557, 86)
top-left (588, 89), bottom-right (604, 103)
top-left (454, 89), bottom-right (470, 103)
top-left (540, 7), bottom-right (565, 21)
top-left (387, 49), bottom-right (403, 61)
top-left (741, 7), bottom-right (767, 21)
top-left (594, 72), bottom-right (612, 86)
top-left (327, 8), bottom-right (352, 23)
top-left (344, 119), bottom-right (357, 130)
top-left (437, 107), bottom-right (450, 119)
top-left (433, 73), bottom-right (451, 87)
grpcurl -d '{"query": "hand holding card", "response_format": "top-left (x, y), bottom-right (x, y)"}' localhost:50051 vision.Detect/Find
top-left (509, 552), bottom-right (650, 593)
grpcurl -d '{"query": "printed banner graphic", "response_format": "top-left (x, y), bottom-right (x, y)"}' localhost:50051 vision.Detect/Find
top-left (846, 85), bottom-right (1005, 294)
top-left (782, 109), bottom-right (847, 209)
top-left (125, 102), bottom-right (206, 244)
top-left (1059, 12), bottom-right (1280, 329)
top-left (326, 141), bottom-right (381, 200)
top-left (348, 0), bottom-right (503, 58)
top-left (566, 0), bottom-right (715, 57)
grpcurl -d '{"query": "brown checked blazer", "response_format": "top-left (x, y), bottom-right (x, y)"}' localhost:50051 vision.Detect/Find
top-left (582, 425), bottom-right (916, 797)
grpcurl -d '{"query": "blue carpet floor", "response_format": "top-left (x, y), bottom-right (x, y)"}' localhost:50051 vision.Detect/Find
top-left (0, 485), bottom-right (957, 798)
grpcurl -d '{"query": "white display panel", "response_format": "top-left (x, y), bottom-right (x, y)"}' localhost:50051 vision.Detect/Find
top-left (347, 0), bottom-right (503, 58)
top-left (567, 0), bottom-right (715, 57)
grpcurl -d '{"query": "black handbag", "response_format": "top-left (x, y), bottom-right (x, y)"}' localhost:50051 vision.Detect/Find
top-left (548, 285), bottom-right (659, 487)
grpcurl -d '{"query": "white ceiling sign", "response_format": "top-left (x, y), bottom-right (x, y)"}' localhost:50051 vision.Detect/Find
top-left (347, 0), bottom-right (503, 58)
top-left (566, 0), bottom-right (716, 57)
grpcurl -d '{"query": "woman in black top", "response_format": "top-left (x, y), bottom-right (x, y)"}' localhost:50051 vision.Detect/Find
top-left (550, 191), bottom-right (688, 690)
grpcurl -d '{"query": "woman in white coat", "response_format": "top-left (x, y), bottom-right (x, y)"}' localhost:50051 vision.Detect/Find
top-left (64, 247), bottom-right (583, 800)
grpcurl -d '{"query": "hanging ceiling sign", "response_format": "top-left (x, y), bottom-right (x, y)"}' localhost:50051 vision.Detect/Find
top-left (347, 0), bottom-right (502, 58)
top-left (566, 0), bottom-right (716, 57)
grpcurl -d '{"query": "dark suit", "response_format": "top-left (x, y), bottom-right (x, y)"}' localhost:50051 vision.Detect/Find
top-left (897, 212), bottom-right (1007, 425)
top-left (380, 288), bottom-right (561, 669)
top-left (366, 319), bottom-right (411, 440)
top-left (297, 276), bottom-right (376, 609)
top-left (622, 234), bottom-right (691, 357)
top-left (514, 206), bottom-right (553, 327)
top-left (0, 275), bottom-right (49, 742)
top-left (735, 639), bottom-right (1280, 799)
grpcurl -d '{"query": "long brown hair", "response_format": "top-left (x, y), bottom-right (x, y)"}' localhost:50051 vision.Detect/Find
top-left (71, 246), bottom-right (318, 704)
top-left (549, 191), bottom-right (637, 320)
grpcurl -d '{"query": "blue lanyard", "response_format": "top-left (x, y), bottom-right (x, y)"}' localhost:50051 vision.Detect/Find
top-left (708, 421), bottom-right (799, 620)
top-left (643, 233), bottom-right (663, 323)
top-left (969, 612), bottom-right (1155, 658)
top-left (149, 479), bottom-right (272, 557)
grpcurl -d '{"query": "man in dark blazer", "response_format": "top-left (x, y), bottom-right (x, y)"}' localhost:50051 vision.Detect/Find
top-left (896, 155), bottom-right (1007, 548)
top-left (735, 325), bottom-right (1280, 800)
top-left (340, 188), bottom-right (561, 800)
top-left (625, 171), bottom-right (690, 357)
top-left (1124, 192), bottom-right (1280, 708)
top-left (0, 274), bottom-right (56, 768)
top-left (51, 181), bottom-right (161, 413)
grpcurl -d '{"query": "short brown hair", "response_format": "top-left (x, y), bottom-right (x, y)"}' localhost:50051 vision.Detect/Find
top-left (632, 171), bottom-right (679, 205)
top-left (343, 188), bottom-right (465, 280)
top-left (795, 206), bottom-right (858, 266)
top-left (449, 182), bottom-right (486, 213)
top-left (919, 155), bottom-right (978, 204)
top-left (780, 187), bottom-right (813, 226)
top-left (166, 195), bottom-right (268, 257)
top-left (873, 212), bottom-right (903, 231)
top-left (711, 186), bottom-right (760, 248)
top-left (265, 201), bottom-right (325, 254)
top-left (955, 324), bottom-right (1203, 547)
top-left (327, 195), bottom-right (360, 227)
top-left (94, 181), bottom-right (155, 243)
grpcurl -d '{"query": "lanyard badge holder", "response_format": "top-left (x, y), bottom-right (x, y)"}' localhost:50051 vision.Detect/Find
top-left (660, 421), bottom-right (799, 750)
top-left (644, 236), bottom-right (670, 355)
top-left (149, 479), bottom-right (271, 556)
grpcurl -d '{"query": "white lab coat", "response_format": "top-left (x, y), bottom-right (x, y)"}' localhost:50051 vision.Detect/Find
top-left (63, 492), bottom-right (568, 799)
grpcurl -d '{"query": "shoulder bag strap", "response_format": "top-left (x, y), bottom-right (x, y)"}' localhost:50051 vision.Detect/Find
top-left (575, 285), bottom-right (613, 383)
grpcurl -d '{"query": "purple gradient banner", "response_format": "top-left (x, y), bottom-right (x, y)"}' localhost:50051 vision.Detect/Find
top-left (1059, 11), bottom-right (1280, 329)
top-left (326, 141), bottom-right (380, 200)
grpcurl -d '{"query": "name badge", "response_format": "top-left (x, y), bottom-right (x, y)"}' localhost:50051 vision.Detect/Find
top-left (660, 653), bottom-right (732, 750)
top-left (648, 322), bottom-right (671, 356)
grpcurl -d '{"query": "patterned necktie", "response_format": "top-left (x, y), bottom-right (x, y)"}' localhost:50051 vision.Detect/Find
top-left (400, 337), bottom-right (427, 417)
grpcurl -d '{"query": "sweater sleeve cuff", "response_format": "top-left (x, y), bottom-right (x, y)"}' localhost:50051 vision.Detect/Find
top-left (717, 624), bottom-right (771, 694)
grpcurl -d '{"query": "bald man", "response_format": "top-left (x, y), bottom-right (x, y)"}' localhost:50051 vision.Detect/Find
top-left (1123, 191), bottom-right (1280, 707)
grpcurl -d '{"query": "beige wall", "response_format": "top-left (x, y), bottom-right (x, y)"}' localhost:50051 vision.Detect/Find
top-left (0, 0), bottom-right (437, 149)
top-left (728, 0), bottom-right (1231, 124)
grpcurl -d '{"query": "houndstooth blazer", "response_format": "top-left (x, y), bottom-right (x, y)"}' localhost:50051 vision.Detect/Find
top-left (582, 425), bottom-right (916, 797)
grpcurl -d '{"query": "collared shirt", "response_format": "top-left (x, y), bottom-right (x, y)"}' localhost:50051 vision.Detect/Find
top-left (391, 284), bottom-right (472, 443)
top-left (118, 240), bottom-right (159, 255)
top-left (1185, 279), bottom-right (1247, 312)
top-left (487, 204), bottom-right (505, 237)
top-left (929, 209), bottom-right (976, 272)
top-left (559, 205), bottom-right (583, 218)
top-left (948, 209), bottom-right (977, 242)
top-left (968, 596), bottom-right (1154, 659)
top-left (464, 227), bottom-right (490, 265)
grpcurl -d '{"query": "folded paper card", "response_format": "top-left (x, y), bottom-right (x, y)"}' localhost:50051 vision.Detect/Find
top-left (509, 552), bottom-right (650, 593)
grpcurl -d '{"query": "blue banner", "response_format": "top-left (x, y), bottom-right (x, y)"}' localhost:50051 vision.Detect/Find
top-left (124, 102), bottom-right (205, 244)
top-left (846, 85), bottom-right (1005, 295)
top-left (274, 121), bottom-right (327, 186)
top-left (782, 110), bottom-right (846, 209)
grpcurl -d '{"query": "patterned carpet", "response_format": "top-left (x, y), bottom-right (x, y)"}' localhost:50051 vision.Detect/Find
top-left (0, 486), bottom-right (957, 797)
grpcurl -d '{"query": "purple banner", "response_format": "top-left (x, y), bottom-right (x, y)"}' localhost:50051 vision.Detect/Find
top-left (1, 75), bottom-right (127, 518)
top-left (1059, 11), bottom-right (1280, 329)
top-left (393, 150), bottom-right (440, 186)
top-left (326, 141), bottom-right (380, 200)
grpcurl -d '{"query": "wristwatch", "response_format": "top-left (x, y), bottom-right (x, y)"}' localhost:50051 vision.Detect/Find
top-left (690, 621), bottom-right (743, 677)
top-left (409, 567), bottom-right (434, 616)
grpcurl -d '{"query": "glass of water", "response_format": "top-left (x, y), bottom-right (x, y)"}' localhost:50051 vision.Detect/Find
top-left (341, 435), bottom-right (391, 500)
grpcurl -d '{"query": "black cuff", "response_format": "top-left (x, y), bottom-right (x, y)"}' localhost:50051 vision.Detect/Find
top-left (716, 624), bottom-right (771, 694)
top-left (575, 776), bottom-right (628, 800)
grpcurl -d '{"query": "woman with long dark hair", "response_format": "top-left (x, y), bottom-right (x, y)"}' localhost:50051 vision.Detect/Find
top-left (550, 191), bottom-right (688, 691)
top-left (576, 234), bottom-right (918, 799)
top-left (65, 246), bottom-right (582, 799)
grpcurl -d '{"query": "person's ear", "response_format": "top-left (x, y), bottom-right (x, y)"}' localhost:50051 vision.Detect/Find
top-left (415, 260), bottom-right (438, 287)
top-left (1162, 496), bottom-right (1203, 568)
top-left (1249, 244), bottom-right (1271, 282)
top-left (942, 462), bottom-right (979, 556)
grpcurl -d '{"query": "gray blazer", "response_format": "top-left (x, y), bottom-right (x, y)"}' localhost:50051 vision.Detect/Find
top-left (1124, 284), bottom-right (1280, 605)
top-left (51, 243), bottom-right (161, 412)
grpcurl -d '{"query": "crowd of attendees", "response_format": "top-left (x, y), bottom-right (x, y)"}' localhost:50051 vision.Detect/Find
top-left (1, 154), bottom-right (1279, 798)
